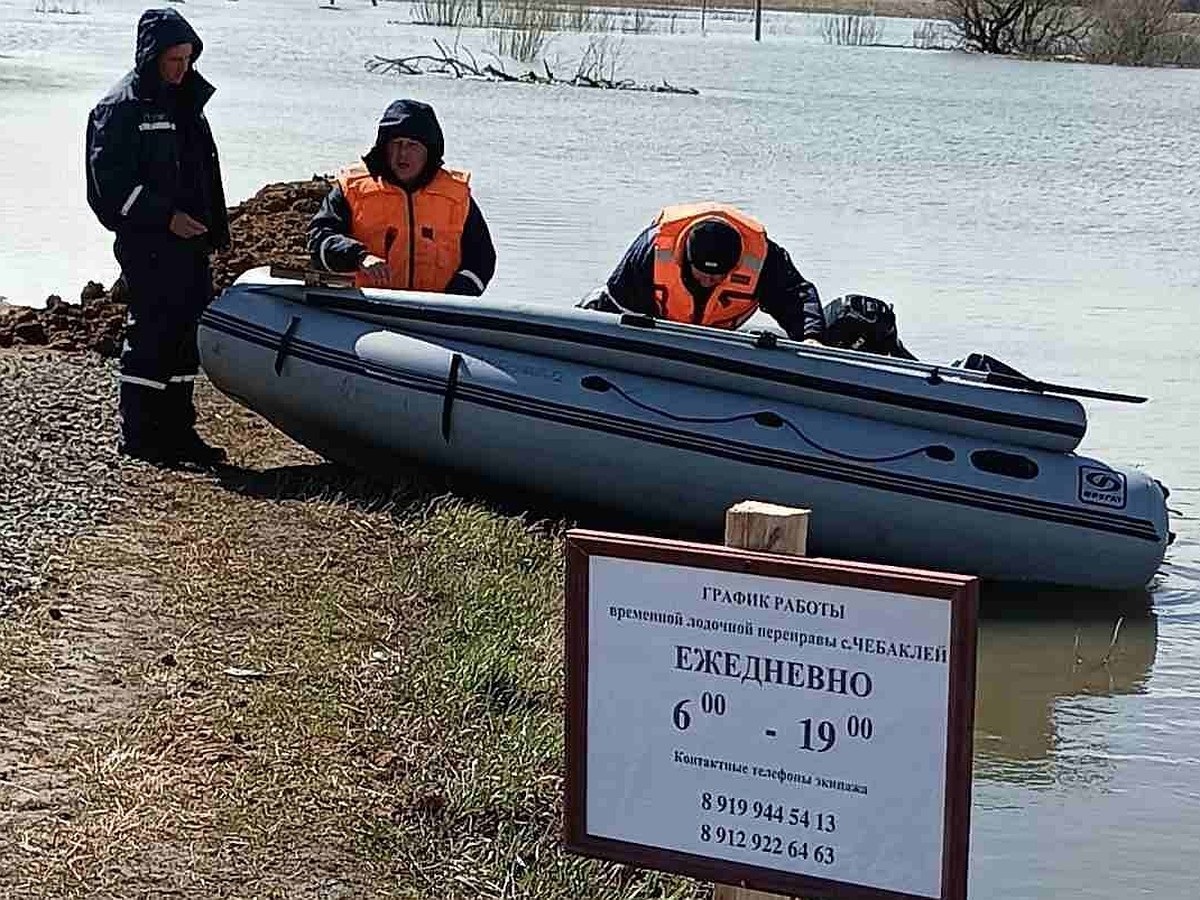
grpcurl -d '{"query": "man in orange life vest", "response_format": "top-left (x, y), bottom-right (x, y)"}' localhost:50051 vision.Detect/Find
top-left (583, 203), bottom-right (825, 343)
top-left (307, 99), bottom-right (496, 295)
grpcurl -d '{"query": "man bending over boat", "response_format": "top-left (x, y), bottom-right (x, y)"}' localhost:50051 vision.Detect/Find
top-left (307, 99), bottom-right (496, 295)
top-left (581, 203), bottom-right (825, 343)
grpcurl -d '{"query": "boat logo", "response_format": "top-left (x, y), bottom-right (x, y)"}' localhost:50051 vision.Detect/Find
top-left (1078, 466), bottom-right (1127, 509)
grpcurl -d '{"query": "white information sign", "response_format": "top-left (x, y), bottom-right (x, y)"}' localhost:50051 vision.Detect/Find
top-left (564, 532), bottom-right (977, 900)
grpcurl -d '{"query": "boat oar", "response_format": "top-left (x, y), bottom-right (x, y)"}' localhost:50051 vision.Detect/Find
top-left (973, 371), bottom-right (1147, 404)
top-left (946, 352), bottom-right (1147, 403)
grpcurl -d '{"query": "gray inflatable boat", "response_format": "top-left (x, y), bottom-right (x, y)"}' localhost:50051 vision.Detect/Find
top-left (198, 268), bottom-right (1171, 590)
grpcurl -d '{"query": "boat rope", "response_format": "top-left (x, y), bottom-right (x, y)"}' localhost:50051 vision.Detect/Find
top-left (441, 352), bottom-right (463, 443)
top-left (581, 375), bottom-right (945, 464)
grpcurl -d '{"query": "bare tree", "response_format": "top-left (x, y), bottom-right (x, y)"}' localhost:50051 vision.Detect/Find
top-left (943, 0), bottom-right (1095, 55)
top-left (1088, 0), bottom-right (1188, 63)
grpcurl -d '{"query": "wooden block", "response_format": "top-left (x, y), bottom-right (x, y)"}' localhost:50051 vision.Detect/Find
top-left (268, 264), bottom-right (306, 281)
top-left (267, 265), bottom-right (355, 289)
top-left (714, 887), bottom-right (798, 900)
top-left (724, 500), bottom-right (810, 557)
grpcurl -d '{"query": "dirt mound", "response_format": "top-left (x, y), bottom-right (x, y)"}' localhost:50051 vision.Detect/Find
top-left (0, 178), bottom-right (331, 357)
top-left (0, 282), bottom-right (127, 356)
top-left (211, 176), bottom-right (331, 293)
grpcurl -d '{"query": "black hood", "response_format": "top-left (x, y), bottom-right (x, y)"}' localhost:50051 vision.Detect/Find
top-left (363, 99), bottom-right (445, 188)
top-left (132, 8), bottom-right (205, 97)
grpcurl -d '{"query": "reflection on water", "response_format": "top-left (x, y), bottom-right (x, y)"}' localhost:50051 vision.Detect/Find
top-left (974, 587), bottom-right (1156, 786)
top-left (969, 589), bottom-right (1200, 899)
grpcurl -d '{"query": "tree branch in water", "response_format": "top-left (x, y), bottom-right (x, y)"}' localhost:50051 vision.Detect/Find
top-left (364, 40), bottom-right (698, 94)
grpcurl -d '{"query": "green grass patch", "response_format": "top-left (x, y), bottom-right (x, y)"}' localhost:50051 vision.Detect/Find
top-left (343, 499), bottom-right (705, 897)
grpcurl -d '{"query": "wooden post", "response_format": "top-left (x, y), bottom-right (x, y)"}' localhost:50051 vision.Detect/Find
top-left (754, 0), bottom-right (763, 42)
top-left (715, 500), bottom-right (810, 900)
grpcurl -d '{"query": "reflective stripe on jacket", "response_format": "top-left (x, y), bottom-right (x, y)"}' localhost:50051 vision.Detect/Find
top-left (651, 203), bottom-right (767, 329)
top-left (336, 164), bottom-right (471, 291)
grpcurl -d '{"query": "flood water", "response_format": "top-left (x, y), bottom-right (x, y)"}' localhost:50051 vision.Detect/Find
top-left (2, 0), bottom-right (1198, 895)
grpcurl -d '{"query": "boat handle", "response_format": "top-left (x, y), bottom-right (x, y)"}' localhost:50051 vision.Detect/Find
top-left (619, 313), bottom-right (657, 329)
top-left (748, 330), bottom-right (779, 349)
top-left (441, 353), bottom-right (463, 443)
top-left (274, 315), bottom-right (302, 376)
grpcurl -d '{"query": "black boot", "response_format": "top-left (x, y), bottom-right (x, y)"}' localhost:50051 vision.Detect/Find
top-left (165, 380), bottom-right (227, 466)
top-left (118, 380), bottom-right (179, 466)
top-left (174, 429), bottom-right (228, 466)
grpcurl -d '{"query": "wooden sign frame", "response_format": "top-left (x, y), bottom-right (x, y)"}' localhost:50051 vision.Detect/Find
top-left (563, 529), bottom-right (978, 900)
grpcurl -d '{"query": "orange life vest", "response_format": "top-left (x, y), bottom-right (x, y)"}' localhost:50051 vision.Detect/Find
top-left (336, 163), bottom-right (472, 292)
top-left (651, 203), bottom-right (768, 330)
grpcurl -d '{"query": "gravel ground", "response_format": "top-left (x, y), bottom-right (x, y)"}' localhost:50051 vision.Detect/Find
top-left (0, 350), bottom-right (125, 617)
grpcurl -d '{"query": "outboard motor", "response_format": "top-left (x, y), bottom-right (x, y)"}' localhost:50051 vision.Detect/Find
top-left (822, 294), bottom-right (916, 360)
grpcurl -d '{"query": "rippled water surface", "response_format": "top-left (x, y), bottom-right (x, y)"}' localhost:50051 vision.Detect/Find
top-left (2, 0), bottom-right (1198, 895)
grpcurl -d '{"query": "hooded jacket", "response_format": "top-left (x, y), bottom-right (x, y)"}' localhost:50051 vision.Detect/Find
top-left (308, 100), bottom-right (496, 296)
top-left (85, 8), bottom-right (229, 250)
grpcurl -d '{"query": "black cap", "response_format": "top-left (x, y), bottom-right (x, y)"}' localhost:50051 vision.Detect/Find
top-left (685, 219), bottom-right (742, 275)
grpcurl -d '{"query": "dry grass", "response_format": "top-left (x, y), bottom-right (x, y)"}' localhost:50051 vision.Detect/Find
top-left (774, 0), bottom-right (944, 17)
top-left (584, 0), bottom-right (947, 20)
top-left (0, 379), bottom-right (704, 899)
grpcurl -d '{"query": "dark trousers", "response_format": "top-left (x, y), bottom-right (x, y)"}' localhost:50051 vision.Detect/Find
top-left (115, 236), bottom-right (212, 452)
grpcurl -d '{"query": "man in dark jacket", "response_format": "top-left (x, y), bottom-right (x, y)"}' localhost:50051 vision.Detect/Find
top-left (85, 8), bottom-right (229, 466)
top-left (582, 203), bottom-right (825, 343)
top-left (308, 99), bottom-right (495, 296)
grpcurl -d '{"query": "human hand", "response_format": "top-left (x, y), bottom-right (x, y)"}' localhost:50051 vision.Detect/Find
top-left (801, 338), bottom-right (824, 347)
top-left (169, 211), bottom-right (208, 239)
top-left (359, 254), bottom-right (391, 286)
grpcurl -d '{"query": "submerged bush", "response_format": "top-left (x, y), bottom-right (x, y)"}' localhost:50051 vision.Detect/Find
top-left (913, 18), bottom-right (961, 48)
top-left (485, 1), bottom-right (616, 62)
top-left (413, 0), bottom-right (477, 27)
top-left (821, 13), bottom-right (886, 46)
top-left (487, 0), bottom-right (557, 61)
top-left (34, 0), bottom-right (87, 13)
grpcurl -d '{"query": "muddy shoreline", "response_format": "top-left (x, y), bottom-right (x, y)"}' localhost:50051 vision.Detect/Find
top-left (0, 178), bottom-right (330, 355)
top-left (0, 178), bottom-right (333, 612)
